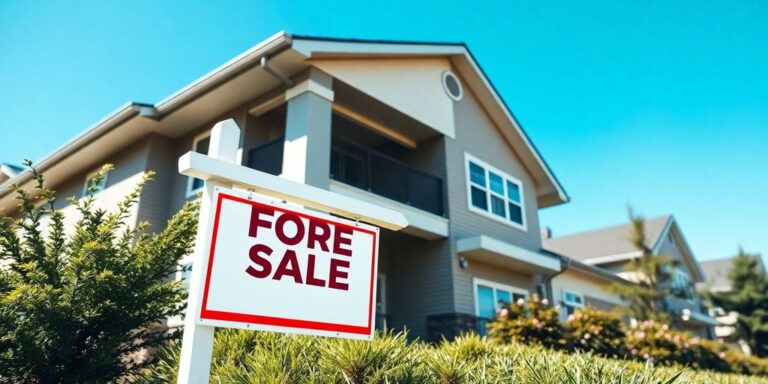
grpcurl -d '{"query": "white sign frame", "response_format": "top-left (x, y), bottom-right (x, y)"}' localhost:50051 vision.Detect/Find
top-left (196, 187), bottom-right (380, 340)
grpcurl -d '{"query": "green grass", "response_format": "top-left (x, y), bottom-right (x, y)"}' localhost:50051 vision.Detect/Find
top-left (138, 330), bottom-right (768, 383)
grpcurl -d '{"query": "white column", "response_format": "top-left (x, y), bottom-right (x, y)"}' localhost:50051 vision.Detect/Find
top-left (282, 68), bottom-right (334, 188)
top-left (177, 119), bottom-right (240, 384)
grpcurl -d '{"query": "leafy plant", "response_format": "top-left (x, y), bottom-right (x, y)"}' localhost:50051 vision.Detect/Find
top-left (488, 293), bottom-right (568, 349)
top-left (0, 161), bottom-right (199, 383)
top-left (566, 306), bottom-right (627, 357)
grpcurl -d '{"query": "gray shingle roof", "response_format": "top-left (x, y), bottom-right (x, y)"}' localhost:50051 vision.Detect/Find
top-left (699, 257), bottom-right (766, 292)
top-left (542, 215), bottom-right (672, 262)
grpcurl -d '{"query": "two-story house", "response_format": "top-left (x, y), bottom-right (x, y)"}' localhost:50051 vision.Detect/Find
top-left (0, 32), bottom-right (571, 341)
top-left (543, 215), bottom-right (718, 338)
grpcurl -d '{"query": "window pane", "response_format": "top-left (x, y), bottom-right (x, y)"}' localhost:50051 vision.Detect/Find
top-left (191, 177), bottom-right (205, 191)
top-left (506, 181), bottom-right (521, 203)
top-left (195, 137), bottom-right (210, 155)
top-left (477, 285), bottom-right (496, 318)
top-left (513, 293), bottom-right (526, 302)
top-left (491, 195), bottom-right (506, 217)
top-left (470, 186), bottom-right (488, 210)
top-left (508, 202), bottom-right (523, 225)
top-left (489, 172), bottom-right (504, 195)
top-left (496, 290), bottom-right (511, 308)
top-left (469, 162), bottom-right (486, 186)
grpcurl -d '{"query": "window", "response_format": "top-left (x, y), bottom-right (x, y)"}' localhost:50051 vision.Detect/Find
top-left (671, 268), bottom-right (694, 301)
top-left (376, 274), bottom-right (386, 314)
top-left (83, 168), bottom-right (108, 197)
top-left (465, 153), bottom-right (526, 229)
top-left (563, 290), bottom-right (585, 315)
top-left (442, 71), bottom-right (464, 101)
top-left (474, 278), bottom-right (528, 319)
top-left (186, 132), bottom-right (211, 196)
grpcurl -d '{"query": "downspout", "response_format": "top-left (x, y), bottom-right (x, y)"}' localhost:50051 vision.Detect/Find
top-left (541, 255), bottom-right (571, 305)
top-left (261, 56), bottom-right (294, 87)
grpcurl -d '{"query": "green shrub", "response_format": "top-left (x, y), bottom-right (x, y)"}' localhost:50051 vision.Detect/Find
top-left (140, 330), bottom-right (768, 383)
top-left (566, 306), bottom-right (627, 357)
top-left (0, 162), bottom-right (198, 383)
top-left (488, 294), bottom-right (567, 349)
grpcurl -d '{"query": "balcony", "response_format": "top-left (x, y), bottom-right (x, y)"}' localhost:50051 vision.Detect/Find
top-left (330, 137), bottom-right (444, 217)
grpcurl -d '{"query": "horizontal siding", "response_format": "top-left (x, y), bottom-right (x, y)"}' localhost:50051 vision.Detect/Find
top-left (454, 259), bottom-right (538, 315)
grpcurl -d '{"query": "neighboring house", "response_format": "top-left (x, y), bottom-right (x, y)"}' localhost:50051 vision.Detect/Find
top-left (0, 163), bottom-right (22, 185)
top-left (0, 32), bottom-right (571, 341)
top-left (698, 257), bottom-right (766, 354)
top-left (543, 215), bottom-right (718, 338)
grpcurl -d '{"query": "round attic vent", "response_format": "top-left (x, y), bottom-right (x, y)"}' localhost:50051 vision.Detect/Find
top-left (442, 71), bottom-right (463, 101)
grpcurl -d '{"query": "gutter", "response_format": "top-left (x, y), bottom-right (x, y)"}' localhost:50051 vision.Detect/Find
top-left (0, 31), bottom-right (294, 197)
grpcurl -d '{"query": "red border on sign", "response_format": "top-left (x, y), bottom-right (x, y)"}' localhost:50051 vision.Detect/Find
top-left (199, 192), bottom-right (379, 336)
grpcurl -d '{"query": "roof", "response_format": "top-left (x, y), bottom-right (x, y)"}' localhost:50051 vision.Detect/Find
top-left (542, 215), bottom-right (672, 261)
top-left (699, 256), bottom-right (766, 292)
top-left (0, 31), bottom-right (569, 211)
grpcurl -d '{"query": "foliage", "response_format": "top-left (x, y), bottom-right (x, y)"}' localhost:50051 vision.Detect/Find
top-left (487, 293), bottom-right (568, 349)
top-left (566, 306), bottom-right (627, 357)
top-left (708, 248), bottom-right (768, 357)
top-left (608, 208), bottom-right (684, 323)
top-left (139, 329), bottom-right (768, 384)
top-left (0, 161), bottom-right (199, 383)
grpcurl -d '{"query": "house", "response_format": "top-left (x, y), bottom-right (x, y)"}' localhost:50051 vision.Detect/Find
top-left (0, 32), bottom-right (571, 340)
top-left (698, 257), bottom-right (766, 354)
top-left (543, 215), bottom-right (718, 338)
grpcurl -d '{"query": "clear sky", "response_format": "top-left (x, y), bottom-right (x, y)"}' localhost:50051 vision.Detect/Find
top-left (1, 1), bottom-right (766, 264)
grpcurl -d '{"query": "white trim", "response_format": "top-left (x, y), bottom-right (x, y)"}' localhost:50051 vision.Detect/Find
top-left (179, 150), bottom-right (409, 230)
top-left (581, 251), bottom-right (643, 265)
top-left (456, 235), bottom-right (561, 272)
top-left (82, 167), bottom-right (108, 197)
top-left (377, 273), bottom-right (387, 314)
top-left (285, 78), bottom-right (335, 102)
top-left (442, 70), bottom-right (463, 101)
top-left (463, 152), bottom-right (527, 231)
top-left (473, 277), bottom-right (528, 317)
top-left (186, 130), bottom-right (212, 198)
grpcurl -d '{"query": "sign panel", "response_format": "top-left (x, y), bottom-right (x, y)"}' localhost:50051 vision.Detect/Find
top-left (197, 187), bottom-right (380, 340)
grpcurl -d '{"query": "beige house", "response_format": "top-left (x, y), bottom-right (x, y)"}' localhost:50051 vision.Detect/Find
top-left (543, 215), bottom-right (718, 338)
top-left (0, 32), bottom-right (573, 340)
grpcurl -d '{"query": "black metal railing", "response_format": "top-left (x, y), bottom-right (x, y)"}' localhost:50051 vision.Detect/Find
top-left (245, 136), bottom-right (445, 216)
top-left (331, 137), bottom-right (445, 216)
top-left (246, 137), bottom-right (284, 176)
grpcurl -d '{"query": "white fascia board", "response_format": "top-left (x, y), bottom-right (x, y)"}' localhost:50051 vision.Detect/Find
top-left (581, 251), bottom-right (643, 265)
top-left (329, 180), bottom-right (448, 239)
top-left (179, 151), bottom-right (408, 231)
top-left (456, 235), bottom-right (561, 272)
top-left (291, 38), bottom-right (466, 58)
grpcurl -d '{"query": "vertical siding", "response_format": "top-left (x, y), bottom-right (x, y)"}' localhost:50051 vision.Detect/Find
top-left (444, 69), bottom-right (549, 315)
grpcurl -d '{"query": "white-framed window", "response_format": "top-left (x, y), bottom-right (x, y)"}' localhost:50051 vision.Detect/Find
top-left (82, 168), bottom-right (108, 197)
top-left (473, 278), bottom-right (528, 319)
top-left (186, 131), bottom-right (211, 197)
top-left (464, 153), bottom-right (526, 230)
top-left (562, 290), bottom-right (585, 315)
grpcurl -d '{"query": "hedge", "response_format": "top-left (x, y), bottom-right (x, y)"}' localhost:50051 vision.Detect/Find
top-left (139, 330), bottom-right (768, 383)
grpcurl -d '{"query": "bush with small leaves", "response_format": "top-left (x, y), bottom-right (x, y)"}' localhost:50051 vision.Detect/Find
top-left (0, 161), bottom-right (199, 383)
top-left (487, 294), bottom-right (568, 350)
top-left (566, 306), bottom-right (627, 358)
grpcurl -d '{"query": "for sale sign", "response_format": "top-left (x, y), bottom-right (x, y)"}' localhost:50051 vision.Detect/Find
top-left (197, 187), bottom-right (380, 340)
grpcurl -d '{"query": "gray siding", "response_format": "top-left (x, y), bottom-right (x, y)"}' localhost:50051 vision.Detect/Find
top-left (444, 69), bottom-right (547, 315)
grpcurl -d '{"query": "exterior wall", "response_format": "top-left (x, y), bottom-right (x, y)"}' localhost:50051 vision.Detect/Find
top-left (551, 269), bottom-right (626, 320)
top-left (444, 68), bottom-right (549, 317)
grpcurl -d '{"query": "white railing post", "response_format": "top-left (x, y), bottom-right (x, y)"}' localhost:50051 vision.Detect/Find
top-left (177, 119), bottom-right (240, 384)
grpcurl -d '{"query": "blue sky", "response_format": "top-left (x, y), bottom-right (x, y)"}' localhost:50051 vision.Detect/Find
top-left (1, 1), bottom-right (766, 264)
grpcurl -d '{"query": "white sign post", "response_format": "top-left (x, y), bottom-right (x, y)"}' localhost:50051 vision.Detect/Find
top-left (175, 119), bottom-right (407, 383)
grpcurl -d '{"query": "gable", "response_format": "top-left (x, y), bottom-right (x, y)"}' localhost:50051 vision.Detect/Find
top-left (312, 58), bottom-right (456, 138)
